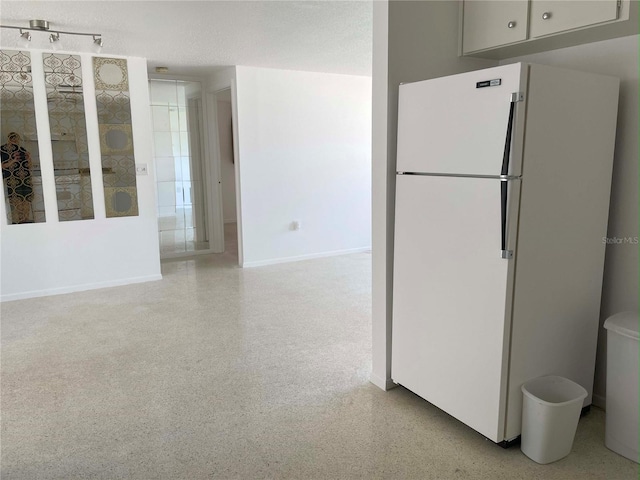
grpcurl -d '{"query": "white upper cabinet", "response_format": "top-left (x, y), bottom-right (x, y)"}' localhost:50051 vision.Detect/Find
top-left (461, 0), bottom-right (633, 56)
top-left (462, 1), bottom-right (529, 53)
top-left (530, 0), bottom-right (619, 38)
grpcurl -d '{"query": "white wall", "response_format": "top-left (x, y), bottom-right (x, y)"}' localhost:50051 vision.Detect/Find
top-left (500, 35), bottom-right (639, 406)
top-left (216, 99), bottom-right (237, 223)
top-left (234, 66), bottom-right (372, 267)
top-left (371, 0), bottom-right (393, 392)
top-left (371, 0), bottom-right (496, 389)
top-left (208, 67), bottom-right (237, 93)
top-left (0, 52), bottom-right (161, 301)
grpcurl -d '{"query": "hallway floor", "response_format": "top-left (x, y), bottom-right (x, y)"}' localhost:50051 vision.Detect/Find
top-left (1, 253), bottom-right (637, 479)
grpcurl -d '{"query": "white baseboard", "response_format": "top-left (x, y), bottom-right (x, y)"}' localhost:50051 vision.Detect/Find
top-left (1, 274), bottom-right (163, 302)
top-left (370, 373), bottom-right (397, 391)
top-left (242, 247), bottom-right (371, 268)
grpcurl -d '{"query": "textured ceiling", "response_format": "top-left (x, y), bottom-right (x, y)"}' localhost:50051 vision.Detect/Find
top-left (0, 0), bottom-right (373, 76)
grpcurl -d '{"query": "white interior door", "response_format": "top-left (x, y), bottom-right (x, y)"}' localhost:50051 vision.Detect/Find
top-left (397, 63), bottom-right (525, 176)
top-left (391, 174), bottom-right (514, 442)
top-left (187, 97), bottom-right (208, 245)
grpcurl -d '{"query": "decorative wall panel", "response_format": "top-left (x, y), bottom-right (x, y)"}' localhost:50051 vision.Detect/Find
top-left (0, 50), bottom-right (46, 224)
top-left (43, 53), bottom-right (94, 221)
top-left (93, 57), bottom-right (138, 217)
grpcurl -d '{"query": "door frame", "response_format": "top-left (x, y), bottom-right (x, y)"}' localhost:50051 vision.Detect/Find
top-left (207, 82), bottom-right (243, 266)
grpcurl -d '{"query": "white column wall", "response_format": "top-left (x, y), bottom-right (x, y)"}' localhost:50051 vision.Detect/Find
top-left (234, 66), bottom-right (372, 267)
top-left (0, 52), bottom-right (161, 301)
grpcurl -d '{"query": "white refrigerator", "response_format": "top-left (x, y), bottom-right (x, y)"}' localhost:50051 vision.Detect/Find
top-left (391, 63), bottom-right (620, 444)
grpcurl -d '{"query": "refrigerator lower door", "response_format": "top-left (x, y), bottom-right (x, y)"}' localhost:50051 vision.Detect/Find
top-left (392, 174), bottom-right (515, 442)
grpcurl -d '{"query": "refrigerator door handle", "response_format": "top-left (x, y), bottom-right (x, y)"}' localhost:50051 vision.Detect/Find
top-left (501, 178), bottom-right (513, 259)
top-left (500, 98), bottom-right (517, 259)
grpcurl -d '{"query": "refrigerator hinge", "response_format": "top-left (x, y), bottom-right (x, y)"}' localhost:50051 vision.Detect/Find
top-left (501, 250), bottom-right (514, 259)
top-left (510, 92), bottom-right (524, 103)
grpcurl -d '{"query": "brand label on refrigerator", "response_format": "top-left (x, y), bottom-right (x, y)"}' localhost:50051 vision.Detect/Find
top-left (476, 79), bottom-right (502, 88)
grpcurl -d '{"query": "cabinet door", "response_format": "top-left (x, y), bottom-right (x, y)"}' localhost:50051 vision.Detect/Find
top-left (530, 0), bottom-right (620, 38)
top-left (462, 0), bottom-right (529, 53)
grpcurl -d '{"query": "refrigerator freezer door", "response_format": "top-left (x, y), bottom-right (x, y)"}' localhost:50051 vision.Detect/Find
top-left (392, 174), bottom-right (514, 442)
top-left (397, 63), bottom-right (525, 176)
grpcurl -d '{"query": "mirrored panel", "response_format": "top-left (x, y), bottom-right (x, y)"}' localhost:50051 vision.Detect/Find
top-left (43, 53), bottom-right (93, 221)
top-left (0, 50), bottom-right (46, 224)
top-left (150, 80), bottom-right (209, 256)
top-left (94, 57), bottom-right (138, 217)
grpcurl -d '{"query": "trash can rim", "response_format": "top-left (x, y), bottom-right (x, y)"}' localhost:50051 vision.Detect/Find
top-left (604, 311), bottom-right (639, 340)
top-left (521, 375), bottom-right (588, 407)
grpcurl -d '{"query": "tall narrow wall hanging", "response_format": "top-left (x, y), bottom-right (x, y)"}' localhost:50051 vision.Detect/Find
top-left (93, 57), bottom-right (138, 217)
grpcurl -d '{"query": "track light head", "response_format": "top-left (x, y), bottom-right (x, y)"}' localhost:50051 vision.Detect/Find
top-left (92, 35), bottom-right (103, 53)
top-left (18, 29), bottom-right (31, 47)
top-left (49, 32), bottom-right (60, 43)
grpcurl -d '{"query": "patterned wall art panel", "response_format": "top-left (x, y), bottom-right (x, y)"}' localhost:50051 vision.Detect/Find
top-left (43, 53), bottom-right (94, 221)
top-left (93, 57), bottom-right (138, 217)
top-left (0, 50), bottom-right (46, 224)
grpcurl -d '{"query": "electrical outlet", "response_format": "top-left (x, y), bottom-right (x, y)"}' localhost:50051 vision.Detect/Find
top-left (136, 163), bottom-right (148, 175)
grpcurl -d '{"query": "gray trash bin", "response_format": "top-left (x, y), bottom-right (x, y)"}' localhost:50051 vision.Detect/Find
top-left (521, 375), bottom-right (587, 464)
top-left (604, 312), bottom-right (639, 463)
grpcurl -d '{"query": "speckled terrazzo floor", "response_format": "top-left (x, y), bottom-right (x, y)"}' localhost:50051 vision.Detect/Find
top-left (1, 248), bottom-right (637, 479)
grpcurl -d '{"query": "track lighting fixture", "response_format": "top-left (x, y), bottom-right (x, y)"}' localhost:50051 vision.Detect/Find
top-left (1, 19), bottom-right (103, 48)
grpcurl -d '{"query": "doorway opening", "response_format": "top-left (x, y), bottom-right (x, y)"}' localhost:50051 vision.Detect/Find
top-left (214, 88), bottom-right (238, 259)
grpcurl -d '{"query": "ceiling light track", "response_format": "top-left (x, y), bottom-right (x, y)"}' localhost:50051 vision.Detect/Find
top-left (1, 19), bottom-right (103, 47)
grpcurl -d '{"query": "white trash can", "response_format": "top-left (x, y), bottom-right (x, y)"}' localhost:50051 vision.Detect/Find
top-left (521, 375), bottom-right (588, 464)
top-left (604, 311), bottom-right (639, 463)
